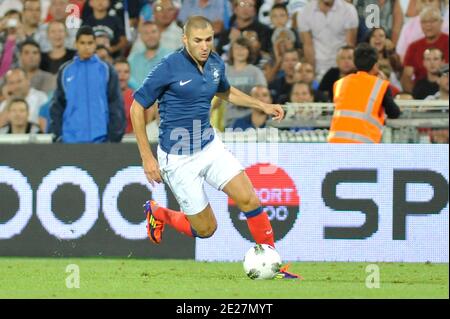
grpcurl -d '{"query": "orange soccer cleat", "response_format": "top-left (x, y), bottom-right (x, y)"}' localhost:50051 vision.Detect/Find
top-left (144, 200), bottom-right (165, 244)
top-left (275, 263), bottom-right (303, 280)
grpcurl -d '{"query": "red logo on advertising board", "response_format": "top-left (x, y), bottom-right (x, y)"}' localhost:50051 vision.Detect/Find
top-left (228, 163), bottom-right (300, 242)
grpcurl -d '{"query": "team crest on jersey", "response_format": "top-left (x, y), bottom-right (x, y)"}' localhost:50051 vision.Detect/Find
top-left (211, 66), bottom-right (220, 84)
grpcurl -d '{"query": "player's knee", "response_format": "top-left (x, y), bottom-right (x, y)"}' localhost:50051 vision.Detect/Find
top-left (240, 194), bottom-right (261, 212)
top-left (196, 224), bottom-right (217, 238)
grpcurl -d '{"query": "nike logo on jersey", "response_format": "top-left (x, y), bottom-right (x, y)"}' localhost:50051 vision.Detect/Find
top-left (265, 230), bottom-right (273, 235)
top-left (67, 76), bottom-right (74, 82)
top-left (179, 79), bottom-right (192, 86)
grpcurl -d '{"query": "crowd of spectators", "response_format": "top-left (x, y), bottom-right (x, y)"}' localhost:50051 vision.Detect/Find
top-left (0, 0), bottom-right (448, 142)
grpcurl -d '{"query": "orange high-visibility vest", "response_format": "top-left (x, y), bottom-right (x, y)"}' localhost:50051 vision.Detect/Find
top-left (327, 71), bottom-right (390, 143)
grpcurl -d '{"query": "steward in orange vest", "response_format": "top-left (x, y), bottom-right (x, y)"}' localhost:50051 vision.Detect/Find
top-left (328, 43), bottom-right (401, 143)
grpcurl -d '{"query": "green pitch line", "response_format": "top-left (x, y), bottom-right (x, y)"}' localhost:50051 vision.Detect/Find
top-left (0, 258), bottom-right (447, 299)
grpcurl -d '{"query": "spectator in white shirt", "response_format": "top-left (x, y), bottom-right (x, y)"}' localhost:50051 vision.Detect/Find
top-left (297, 0), bottom-right (358, 81)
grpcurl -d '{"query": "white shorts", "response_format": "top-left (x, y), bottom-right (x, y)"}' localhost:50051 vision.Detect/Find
top-left (157, 135), bottom-right (244, 215)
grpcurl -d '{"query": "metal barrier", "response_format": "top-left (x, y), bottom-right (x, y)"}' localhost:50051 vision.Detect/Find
top-left (0, 100), bottom-right (447, 144)
top-left (269, 99), bottom-right (449, 143)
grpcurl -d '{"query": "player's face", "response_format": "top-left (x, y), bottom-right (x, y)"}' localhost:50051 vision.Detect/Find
top-left (76, 35), bottom-right (96, 60)
top-left (184, 26), bottom-right (214, 64)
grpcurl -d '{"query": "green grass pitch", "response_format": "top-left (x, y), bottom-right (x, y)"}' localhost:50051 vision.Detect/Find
top-left (0, 258), bottom-right (447, 298)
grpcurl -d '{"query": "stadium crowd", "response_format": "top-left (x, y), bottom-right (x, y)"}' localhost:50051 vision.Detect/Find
top-left (0, 0), bottom-right (448, 141)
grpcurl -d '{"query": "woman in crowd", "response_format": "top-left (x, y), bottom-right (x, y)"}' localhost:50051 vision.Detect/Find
top-left (224, 36), bottom-right (267, 128)
top-left (366, 27), bottom-right (403, 91)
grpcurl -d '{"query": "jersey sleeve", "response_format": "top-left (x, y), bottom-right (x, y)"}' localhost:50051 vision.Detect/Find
top-left (133, 60), bottom-right (170, 108)
top-left (217, 62), bottom-right (230, 93)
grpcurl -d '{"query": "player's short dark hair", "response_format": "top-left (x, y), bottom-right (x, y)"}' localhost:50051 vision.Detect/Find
top-left (354, 43), bottom-right (378, 72)
top-left (6, 97), bottom-right (29, 112)
top-left (183, 15), bottom-right (213, 36)
top-left (76, 25), bottom-right (96, 42)
top-left (19, 39), bottom-right (40, 53)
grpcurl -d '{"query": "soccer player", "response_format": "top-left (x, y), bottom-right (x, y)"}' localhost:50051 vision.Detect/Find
top-left (130, 16), bottom-right (299, 279)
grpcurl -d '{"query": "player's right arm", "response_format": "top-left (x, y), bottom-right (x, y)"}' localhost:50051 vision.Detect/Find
top-left (130, 99), bottom-right (162, 186)
top-left (131, 59), bottom-right (170, 185)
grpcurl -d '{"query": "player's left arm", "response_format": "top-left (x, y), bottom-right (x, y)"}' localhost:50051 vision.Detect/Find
top-left (215, 86), bottom-right (285, 121)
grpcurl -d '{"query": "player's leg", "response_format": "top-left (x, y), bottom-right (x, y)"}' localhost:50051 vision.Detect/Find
top-left (222, 172), bottom-right (301, 279)
top-left (146, 200), bottom-right (217, 241)
top-left (200, 136), bottom-right (300, 279)
top-left (145, 146), bottom-right (218, 243)
top-left (201, 136), bottom-right (275, 247)
top-left (186, 204), bottom-right (217, 238)
top-left (222, 172), bottom-right (275, 248)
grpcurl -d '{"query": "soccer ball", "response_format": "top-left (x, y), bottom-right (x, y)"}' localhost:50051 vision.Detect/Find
top-left (243, 244), bottom-right (282, 280)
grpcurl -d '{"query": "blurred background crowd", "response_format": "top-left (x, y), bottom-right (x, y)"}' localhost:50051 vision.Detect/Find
top-left (0, 0), bottom-right (448, 140)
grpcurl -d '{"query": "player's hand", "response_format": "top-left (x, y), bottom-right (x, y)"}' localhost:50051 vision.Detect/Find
top-left (142, 157), bottom-right (162, 186)
top-left (262, 104), bottom-right (285, 122)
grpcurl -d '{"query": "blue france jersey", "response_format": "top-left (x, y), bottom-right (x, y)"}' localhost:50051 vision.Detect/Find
top-left (133, 48), bottom-right (230, 154)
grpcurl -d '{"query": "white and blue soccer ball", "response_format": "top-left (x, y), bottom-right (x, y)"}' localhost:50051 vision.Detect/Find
top-left (243, 244), bottom-right (282, 280)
